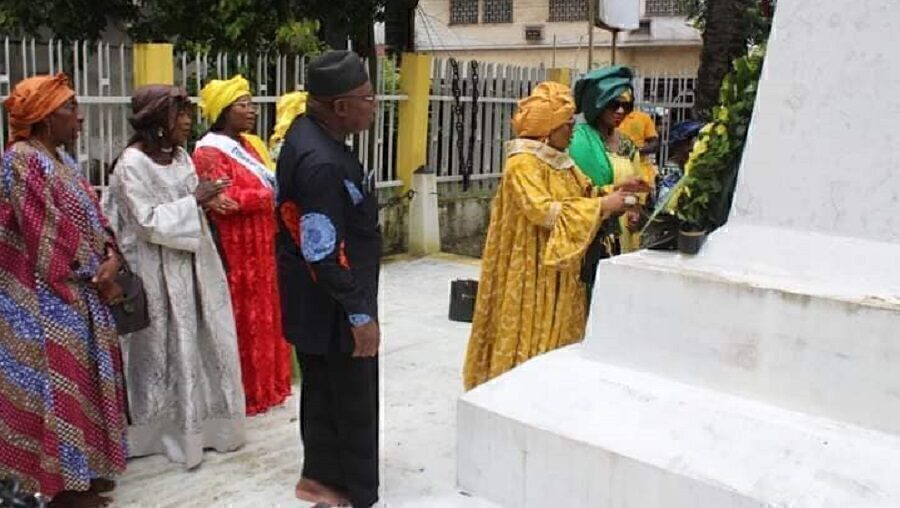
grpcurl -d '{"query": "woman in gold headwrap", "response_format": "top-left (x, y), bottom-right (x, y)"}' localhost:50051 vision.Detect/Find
top-left (462, 82), bottom-right (635, 391)
top-left (269, 91), bottom-right (308, 161)
top-left (0, 75), bottom-right (127, 507)
top-left (192, 76), bottom-right (293, 416)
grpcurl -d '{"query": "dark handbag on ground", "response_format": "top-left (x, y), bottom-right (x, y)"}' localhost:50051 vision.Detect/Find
top-left (110, 259), bottom-right (150, 335)
top-left (449, 279), bottom-right (479, 323)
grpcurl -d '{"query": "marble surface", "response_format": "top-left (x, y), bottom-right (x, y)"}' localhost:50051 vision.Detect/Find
top-left (112, 256), bottom-right (496, 508)
top-left (731, 0), bottom-right (900, 243)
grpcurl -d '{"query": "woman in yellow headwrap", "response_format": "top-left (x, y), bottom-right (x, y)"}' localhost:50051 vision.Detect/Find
top-left (269, 91), bottom-right (308, 161)
top-left (192, 75), bottom-right (293, 416)
top-left (462, 81), bottom-right (635, 391)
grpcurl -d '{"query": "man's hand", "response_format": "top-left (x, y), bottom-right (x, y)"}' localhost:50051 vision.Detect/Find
top-left (351, 321), bottom-right (381, 358)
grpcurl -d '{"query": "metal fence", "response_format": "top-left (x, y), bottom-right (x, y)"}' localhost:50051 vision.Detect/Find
top-left (427, 58), bottom-right (547, 184)
top-left (0, 38), bottom-right (695, 192)
top-left (0, 38), bottom-right (406, 189)
top-left (426, 59), bottom-right (696, 183)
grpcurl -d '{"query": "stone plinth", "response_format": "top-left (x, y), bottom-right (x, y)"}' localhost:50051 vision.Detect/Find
top-left (457, 0), bottom-right (900, 506)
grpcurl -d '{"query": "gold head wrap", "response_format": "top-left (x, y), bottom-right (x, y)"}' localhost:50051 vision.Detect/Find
top-left (5, 74), bottom-right (75, 143)
top-left (269, 91), bottom-right (309, 148)
top-left (199, 75), bottom-right (252, 123)
top-left (511, 81), bottom-right (575, 138)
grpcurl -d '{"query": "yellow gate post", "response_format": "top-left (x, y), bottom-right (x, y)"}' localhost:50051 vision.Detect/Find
top-left (547, 68), bottom-right (573, 87)
top-left (133, 43), bottom-right (175, 87)
top-left (396, 52), bottom-right (433, 190)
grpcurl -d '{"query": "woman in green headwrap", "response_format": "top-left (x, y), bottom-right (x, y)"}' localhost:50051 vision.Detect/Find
top-left (569, 66), bottom-right (649, 256)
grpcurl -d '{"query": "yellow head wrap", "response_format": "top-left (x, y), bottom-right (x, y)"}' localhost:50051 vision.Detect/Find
top-left (619, 89), bottom-right (634, 103)
top-left (199, 75), bottom-right (252, 123)
top-left (511, 81), bottom-right (575, 138)
top-left (269, 91), bottom-right (309, 149)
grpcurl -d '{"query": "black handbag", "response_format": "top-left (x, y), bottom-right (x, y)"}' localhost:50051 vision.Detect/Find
top-left (449, 279), bottom-right (478, 323)
top-left (110, 258), bottom-right (150, 335)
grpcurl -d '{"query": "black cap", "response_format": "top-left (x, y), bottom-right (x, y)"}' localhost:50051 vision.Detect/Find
top-left (308, 51), bottom-right (370, 97)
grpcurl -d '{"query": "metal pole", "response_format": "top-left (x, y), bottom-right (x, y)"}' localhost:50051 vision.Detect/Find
top-left (552, 34), bottom-right (557, 68)
top-left (611, 29), bottom-right (619, 65)
top-left (587, 0), bottom-right (595, 71)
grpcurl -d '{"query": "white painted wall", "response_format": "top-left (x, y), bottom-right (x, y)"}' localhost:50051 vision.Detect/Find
top-left (731, 0), bottom-right (900, 243)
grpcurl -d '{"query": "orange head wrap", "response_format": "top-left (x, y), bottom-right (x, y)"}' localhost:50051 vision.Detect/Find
top-left (511, 81), bottom-right (575, 139)
top-left (4, 73), bottom-right (75, 143)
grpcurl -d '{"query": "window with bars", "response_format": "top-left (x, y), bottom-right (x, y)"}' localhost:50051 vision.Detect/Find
top-left (646, 0), bottom-right (687, 16)
top-left (483, 0), bottom-right (513, 23)
top-left (450, 0), bottom-right (480, 25)
top-left (549, 0), bottom-right (587, 22)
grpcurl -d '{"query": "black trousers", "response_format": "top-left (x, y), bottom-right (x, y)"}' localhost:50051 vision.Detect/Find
top-left (297, 351), bottom-right (379, 508)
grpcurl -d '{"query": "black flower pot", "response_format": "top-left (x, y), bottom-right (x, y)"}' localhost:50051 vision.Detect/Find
top-left (678, 228), bottom-right (707, 255)
top-left (449, 279), bottom-right (479, 323)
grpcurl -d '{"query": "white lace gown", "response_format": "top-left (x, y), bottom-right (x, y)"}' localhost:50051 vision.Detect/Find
top-left (102, 147), bottom-right (246, 468)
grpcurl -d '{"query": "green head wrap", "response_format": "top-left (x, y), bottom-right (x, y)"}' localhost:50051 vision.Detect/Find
top-left (573, 65), bottom-right (634, 126)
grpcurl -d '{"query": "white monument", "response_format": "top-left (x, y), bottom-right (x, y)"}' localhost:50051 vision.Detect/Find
top-left (457, 0), bottom-right (900, 506)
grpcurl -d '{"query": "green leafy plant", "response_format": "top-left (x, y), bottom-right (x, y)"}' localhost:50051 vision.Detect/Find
top-left (674, 45), bottom-right (766, 229)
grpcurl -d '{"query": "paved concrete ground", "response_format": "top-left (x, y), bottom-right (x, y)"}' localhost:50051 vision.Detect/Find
top-left (113, 255), bottom-right (497, 507)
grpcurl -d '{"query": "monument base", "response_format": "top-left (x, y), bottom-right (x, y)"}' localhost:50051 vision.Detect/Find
top-left (457, 225), bottom-right (900, 507)
top-left (458, 346), bottom-right (900, 508)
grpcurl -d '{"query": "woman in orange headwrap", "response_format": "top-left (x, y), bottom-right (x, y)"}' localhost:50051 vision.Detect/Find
top-left (462, 82), bottom-right (636, 390)
top-left (192, 76), bottom-right (292, 416)
top-left (0, 75), bottom-right (128, 507)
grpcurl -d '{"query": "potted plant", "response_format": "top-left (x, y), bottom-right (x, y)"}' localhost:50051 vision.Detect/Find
top-left (671, 45), bottom-right (766, 254)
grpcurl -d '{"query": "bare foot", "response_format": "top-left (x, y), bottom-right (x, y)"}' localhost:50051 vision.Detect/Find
top-left (49, 490), bottom-right (112, 508)
top-left (295, 477), bottom-right (350, 507)
top-left (89, 478), bottom-right (116, 494)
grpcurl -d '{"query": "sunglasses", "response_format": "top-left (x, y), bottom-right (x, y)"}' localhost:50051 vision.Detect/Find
top-left (607, 100), bottom-right (632, 111)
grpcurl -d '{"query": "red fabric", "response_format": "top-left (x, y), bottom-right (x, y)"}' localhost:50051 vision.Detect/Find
top-left (193, 139), bottom-right (292, 416)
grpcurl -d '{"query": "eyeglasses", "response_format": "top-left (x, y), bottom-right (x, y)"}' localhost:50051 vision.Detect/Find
top-left (332, 94), bottom-right (377, 103)
top-left (231, 101), bottom-right (259, 110)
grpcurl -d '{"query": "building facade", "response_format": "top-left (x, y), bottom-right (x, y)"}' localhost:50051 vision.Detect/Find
top-left (415, 0), bottom-right (701, 74)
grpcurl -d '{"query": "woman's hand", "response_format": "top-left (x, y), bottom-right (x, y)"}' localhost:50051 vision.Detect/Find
top-left (205, 194), bottom-right (240, 215)
top-left (614, 177), bottom-right (651, 194)
top-left (601, 190), bottom-right (634, 216)
top-left (195, 178), bottom-right (231, 205)
top-left (626, 209), bottom-right (642, 231)
top-left (93, 253), bottom-right (124, 304)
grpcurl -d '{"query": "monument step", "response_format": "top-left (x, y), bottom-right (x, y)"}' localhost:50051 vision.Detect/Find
top-left (458, 346), bottom-right (900, 508)
top-left (583, 227), bottom-right (900, 435)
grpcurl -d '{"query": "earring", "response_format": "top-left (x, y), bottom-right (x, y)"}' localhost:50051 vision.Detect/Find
top-left (157, 127), bottom-right (165, 139)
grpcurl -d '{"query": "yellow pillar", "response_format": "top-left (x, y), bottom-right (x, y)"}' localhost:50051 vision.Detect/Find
top-left (547, 68), bottom-right (572, 87)
top-left (133, 43), bottom-right (175, 87)
top-left (396, 52), bottom-right (433, 190)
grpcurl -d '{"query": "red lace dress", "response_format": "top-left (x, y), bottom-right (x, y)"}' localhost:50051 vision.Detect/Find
top-left (193, 137), bottom-right (292, 416)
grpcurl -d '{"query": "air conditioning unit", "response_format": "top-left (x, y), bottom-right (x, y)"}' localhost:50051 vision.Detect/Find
top-left (596, 0), bottom-right (640, 30)
top-left (524, 25), bottom-right (544, 43)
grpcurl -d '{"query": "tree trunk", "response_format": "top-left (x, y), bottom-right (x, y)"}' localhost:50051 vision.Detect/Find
top-left (695, 0), bottom-right (754, 117)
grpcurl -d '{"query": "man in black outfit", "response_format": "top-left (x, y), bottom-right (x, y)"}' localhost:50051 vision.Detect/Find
top-left (275, 50), bottom-right (381, 508)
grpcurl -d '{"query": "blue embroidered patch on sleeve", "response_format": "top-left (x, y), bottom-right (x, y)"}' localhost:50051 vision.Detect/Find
top-left (343, 179), bottom-right (365, 205)
top-left (300, 212), bottom-right (337, 262)
top-left (349, 313), bottom-right (373, 327)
